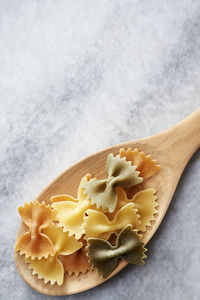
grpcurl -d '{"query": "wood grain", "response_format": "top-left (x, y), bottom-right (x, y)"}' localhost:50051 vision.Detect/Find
top-left (14, 109), bottom-right (200, 295)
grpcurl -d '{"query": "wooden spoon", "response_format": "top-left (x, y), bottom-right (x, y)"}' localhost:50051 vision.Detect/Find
top-left (15, 109), bottom-right (200, 295)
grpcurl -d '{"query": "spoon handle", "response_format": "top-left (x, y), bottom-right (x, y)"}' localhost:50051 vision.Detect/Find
top-left (153, 108), bottom-right (200, 174)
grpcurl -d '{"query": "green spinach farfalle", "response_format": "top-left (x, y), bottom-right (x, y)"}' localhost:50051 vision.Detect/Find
top-left (83, 154), bottom-right (143, 213)
top-left (86, 224), bottom-right (147, 278)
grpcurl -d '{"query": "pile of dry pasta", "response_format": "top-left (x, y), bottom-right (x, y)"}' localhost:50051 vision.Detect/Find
top-left (15, 148), bottom-right (160, 286)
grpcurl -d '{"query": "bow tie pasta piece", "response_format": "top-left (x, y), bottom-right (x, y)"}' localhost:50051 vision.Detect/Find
top-left (51, 174), bottom-right (93, 239)
top-left (26, 223), bottom-right (83, 286)
top-left (15, 201), bottom-right (56, 259)
top-left (83, 154), bottom-right (143, 213)
top-left (84, 203), bottom-right (140, 239)
top-left (112, 187), bottom-right (158, 232)
top-left (59, 237), bottom-right (92, 276)
top-left (87, 224), bottom-right (146, 278)
top-left (120, 148), bottom-right (160, 179)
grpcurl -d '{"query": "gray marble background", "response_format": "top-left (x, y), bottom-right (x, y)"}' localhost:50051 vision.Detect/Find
top-left (0, 1), bottom-right (200, 299)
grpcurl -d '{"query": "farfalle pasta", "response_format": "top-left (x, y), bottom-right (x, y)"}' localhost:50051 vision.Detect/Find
top-left (15, 147), bottom-right (160, 286)
top-left (15, 201), bottom-right (56, 259)
top-left (26, 223), bottom-right (82, 285)
top-left (83, 203), bottom-right (140, 239)
top-left (83, 154), bottom-right (143, 213)
top-left (109, 187), bottom-right (158, 232)
top-left (120, 148), bottom-right (160, 179)
top-left (87, 224), bottom-right (147, 278)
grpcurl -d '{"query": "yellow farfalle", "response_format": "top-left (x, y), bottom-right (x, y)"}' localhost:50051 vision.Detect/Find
top-left (15, 201), bottom-right (56, 259)
top-left (120, 148), bottom-right (160, 179)
top-left (26, 223), bottom-right (83, 286)
top-left (111, 187), bottom-right (158, 232)
top-left (51, 174), bottom-right (92, 239)
top-left (84, 203), bottom-right (140, 239)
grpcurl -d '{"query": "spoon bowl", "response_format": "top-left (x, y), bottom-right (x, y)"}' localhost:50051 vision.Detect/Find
top-left (15, 109), bottom-right (200, 295)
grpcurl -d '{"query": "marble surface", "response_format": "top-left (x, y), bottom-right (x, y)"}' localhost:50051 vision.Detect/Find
top-left (0, 1), bottom-right (200, 299)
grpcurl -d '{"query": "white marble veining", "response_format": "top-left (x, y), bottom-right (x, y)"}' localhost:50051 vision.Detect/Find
top-left (0, 1), bottom-right (199, 299)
